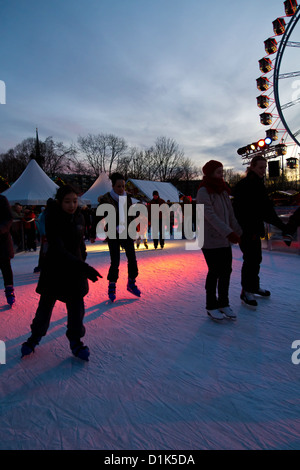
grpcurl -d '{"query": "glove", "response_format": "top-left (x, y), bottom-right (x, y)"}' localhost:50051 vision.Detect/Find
top-left (85, 265), bottom-right (103, 282)
top-left (227, 232), bottom-right (241, 244)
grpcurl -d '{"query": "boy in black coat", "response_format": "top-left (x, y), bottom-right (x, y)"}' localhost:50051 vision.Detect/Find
top-left (21, 185), bottom-right (102, 361)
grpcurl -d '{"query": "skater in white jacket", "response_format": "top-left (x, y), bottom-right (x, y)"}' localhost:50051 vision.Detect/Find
top-left (196, 160), bottom-right (242, 321)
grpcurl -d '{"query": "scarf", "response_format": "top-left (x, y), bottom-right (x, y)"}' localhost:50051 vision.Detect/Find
top-left (198, 176), bottom-right (231, 195)
top-left (110, 189), bottom-right (126, 233)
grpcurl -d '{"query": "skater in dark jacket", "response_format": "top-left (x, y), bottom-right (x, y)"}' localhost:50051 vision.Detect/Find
top-left (21, 185), bottom-right (102, 361)
top-left (91, 172), bottom-right (140, 302)
top-left (232, 155), bottom-right (286, 307)
top-left (0, 195), bottom-right (15, 306)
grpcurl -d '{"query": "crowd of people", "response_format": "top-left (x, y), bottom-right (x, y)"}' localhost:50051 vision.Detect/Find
top-left (0, 159), bottom-right (299, 361)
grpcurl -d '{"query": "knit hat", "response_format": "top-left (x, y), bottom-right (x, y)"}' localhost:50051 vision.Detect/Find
top-left (202, 160), bottom-right (223, 177)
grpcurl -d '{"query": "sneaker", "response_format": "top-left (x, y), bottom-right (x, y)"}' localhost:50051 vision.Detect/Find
top-left (5, 286), bottom-right (15, 306)
top-left (70, 340), bottom-right (90, 361)
top-left (219, 306), bottom-right (237, 320)
top-left (127, 279), bottom-right (141, 297)
top-left (254, 288), bottom-right (271, 297)
top-left (108, 282), bottom-right (116, 302)
top-left (240, 290), bottom-right (257, 307)
top-left (207, 309), bottom-right (224, 321)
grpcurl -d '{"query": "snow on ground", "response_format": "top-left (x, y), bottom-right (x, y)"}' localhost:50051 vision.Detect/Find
top-left (0, 238), bottom-right (300, 450)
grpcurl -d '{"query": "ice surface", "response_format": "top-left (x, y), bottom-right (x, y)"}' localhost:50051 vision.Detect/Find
top-left (0, 239), bottom-right (299, 450)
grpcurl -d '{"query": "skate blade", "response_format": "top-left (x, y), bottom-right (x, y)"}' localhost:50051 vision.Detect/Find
top-left (241, 299), bottom-right (257, 310)
top-left (207, 312), bottom-right (224, 322)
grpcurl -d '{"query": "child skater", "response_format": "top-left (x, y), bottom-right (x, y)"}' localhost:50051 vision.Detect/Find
top-left (196, 160), bottom-right (242, 321)
top-left (21, 185), bottom-right (102, 361)
top-left (91, 172), bottom-right (141, 302)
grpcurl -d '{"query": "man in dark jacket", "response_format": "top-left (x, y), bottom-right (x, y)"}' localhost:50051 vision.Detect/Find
top-left (0, 195), bottom-right (15, 306)
top-left (232, 155), bottom-right (286, 307)
top-left (148, 190), bottom-right (166, 249)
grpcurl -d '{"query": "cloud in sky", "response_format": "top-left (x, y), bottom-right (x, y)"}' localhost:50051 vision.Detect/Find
top-left (0, 0), bottom-right (299, 172)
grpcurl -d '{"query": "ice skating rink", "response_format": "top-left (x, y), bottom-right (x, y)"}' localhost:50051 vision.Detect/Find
top-left (0, 240), bottom-right (299, 450)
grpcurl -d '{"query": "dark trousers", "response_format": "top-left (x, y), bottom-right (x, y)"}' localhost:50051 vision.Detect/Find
top-left (152, 219), bottom-right (165, 248)
top-left (107, 238), bottom-right (138, 282)
top-left (239, 234), bottom-right (262, 292)
top-left (0, 259), bottom-right (13, 286)
top-left (30, 294), bottom-right (85, 342)
top-left (202, 247), bottom-right (232, 310)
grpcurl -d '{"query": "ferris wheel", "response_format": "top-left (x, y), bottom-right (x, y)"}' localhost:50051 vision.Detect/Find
top-left (256, 0), bottom-right (300, 164)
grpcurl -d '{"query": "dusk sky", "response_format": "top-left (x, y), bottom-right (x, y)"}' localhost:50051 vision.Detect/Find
top-left (1, 0), bottom-right (299, 172)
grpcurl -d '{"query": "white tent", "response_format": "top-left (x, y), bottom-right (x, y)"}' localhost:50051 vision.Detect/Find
top-left (81, 172), bottom-right (112, 207)
top-left (126, 179), bottom-right (180, 203)
top-left (2, 159), bottom-right (59, 205)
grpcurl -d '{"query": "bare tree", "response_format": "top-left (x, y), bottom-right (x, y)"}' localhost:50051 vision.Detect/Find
top-left (42, 137), bottom-right (77, 177)
top-left (0, 136), bottom-right (76, 181)
top-left (152, 136), bottom-right (185, 182)
top-left (77, 133), bottom-right (128, 177)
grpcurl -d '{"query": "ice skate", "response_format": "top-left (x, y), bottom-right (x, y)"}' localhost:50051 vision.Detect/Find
top-left (127, 278), bottom-right (141, 297)
top-left (240, 290), bottom-right (257, 307)
top-left (5, 286), bottom-right (15, 306)
top-left (21, 336), bottom-right (41, 358)
top-left (254, 288), bottom-right (271, 297)
top-left (219, 306), bottom-right (237, 320)
top-left (207, 309), bottom-right (224, 321)
top-left (70, 340), bottom-right (90, 361)
top-left (108, 282), bottom-right (116, 302)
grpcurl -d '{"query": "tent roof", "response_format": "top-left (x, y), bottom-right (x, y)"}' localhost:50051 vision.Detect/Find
top-left (81, 172), bottom-right (112, 207)
top-left (2, 159), bottom-right (59, 205)
top-left (126, 179), bottom-right (180, 202)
